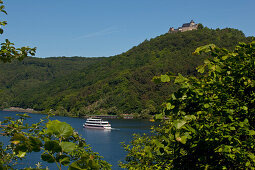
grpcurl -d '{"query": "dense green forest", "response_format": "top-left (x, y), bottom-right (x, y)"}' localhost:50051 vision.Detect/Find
top-left (0, 28), bottom-right (252, 117)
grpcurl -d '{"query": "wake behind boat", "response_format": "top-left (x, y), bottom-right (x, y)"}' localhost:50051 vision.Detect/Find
top-left (83, 118), bottom-right (112, 130)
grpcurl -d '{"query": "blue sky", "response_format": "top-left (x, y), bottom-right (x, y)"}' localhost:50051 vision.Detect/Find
top-left (1, 0), bottom-right (254, 58)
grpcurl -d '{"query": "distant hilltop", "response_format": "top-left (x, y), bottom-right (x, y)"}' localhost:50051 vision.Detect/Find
top-left (168, 20), bottom-right (198, 33)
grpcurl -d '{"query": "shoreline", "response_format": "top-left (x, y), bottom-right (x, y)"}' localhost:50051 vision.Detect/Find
top-left (1, 108), bottom-right (154, 120)
top-left (2, 107), bottom-right (38, 114)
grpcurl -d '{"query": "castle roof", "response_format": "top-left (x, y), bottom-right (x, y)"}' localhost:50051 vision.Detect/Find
top-left (182, 20), bottom-right (195, 27)
top-left (182, 23), bottom-right (191, 27)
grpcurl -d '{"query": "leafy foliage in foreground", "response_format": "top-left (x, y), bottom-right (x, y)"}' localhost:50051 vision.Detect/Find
top-left (0, 114), bottom-right (111, 169)
top-left (0, 28), bottom-right (252, 117)
top-left (121, 41), bottom-right (255, 169)
top-left (0, 0), bottom-right (36, 63)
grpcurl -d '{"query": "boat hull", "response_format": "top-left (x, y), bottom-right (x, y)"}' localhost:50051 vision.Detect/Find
top-left (83, 124), bottom-right (111, 130)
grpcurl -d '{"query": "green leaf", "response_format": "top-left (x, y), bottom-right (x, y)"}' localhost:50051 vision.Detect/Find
top-left (246, 161), bottom-right (251, 167)
top-left (184, 115), bottom-right (196, 121)
top-left (242, 106), bottom-right (248, 111)
top-left (174, 120), bottom-right (186, 129)
top-left (56, 155), bottom-right (70, 166)
top-left (180, 135), bottom-right (188, 144)
top-left (229, 127), bottom-right (236, 131)
top-left (60, 142), bottom-right (76, 153)
top-left (197, 65), bottom-right (205, 73)
top-left (45, 120), bottom-right (74, 138)
top-left (248, 153), bottom-right (255, 160)
top-left (29, 136), bottom-right (42, 152)
top-left (69, 160), bottom-right (86, 170)
top-left (174, 73), bottom-right (187, 84)
top-left (155, 113), bottom-right (164, 120)
top-left (44, 140), bottom-right (62, 153)
top-left (11, 133), bottom-right (27, 141)
top-left (41, 153), bottom-right (55, 163)
top-left (166, 103), bottom-right (175, 110)
top-left (204, 103), bottom-right (210, 108)
top-left (160, 74), bottom-right (170, 82)
top-left (222, 145), bottom-right (232, 153)
top-left (222, 55), bottom-right (228, 60)
top-left (193, 44), bottom-right (216, 55)
top-left (215, 65), bottom-right (222, 72)
top-left (57, 122), bottom-right (74, 138)
top-left (16, 151), bottom-right (26, 158)
top-left (204, 59), bottom-right (210, 64)
top-left (249, 130), bottom-right (255, 136)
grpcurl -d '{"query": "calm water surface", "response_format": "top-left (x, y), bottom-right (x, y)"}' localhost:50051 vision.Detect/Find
top-left (0, 111), bottom-right (154, 169)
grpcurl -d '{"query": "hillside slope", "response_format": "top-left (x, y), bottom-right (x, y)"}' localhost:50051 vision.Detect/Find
top-left (0, 28), bottom-right (252, 117)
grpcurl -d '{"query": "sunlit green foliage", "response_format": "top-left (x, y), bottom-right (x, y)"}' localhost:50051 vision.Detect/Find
top-left (0, 114), bottom-right (111, 169)
top-left (121, 41), bottom-right (255, 169)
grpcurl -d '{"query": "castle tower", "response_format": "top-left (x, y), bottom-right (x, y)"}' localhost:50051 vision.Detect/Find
top-left (190, 20), bottom-right (196, 26)
top-left (168, 27), bottom-right (175, 33)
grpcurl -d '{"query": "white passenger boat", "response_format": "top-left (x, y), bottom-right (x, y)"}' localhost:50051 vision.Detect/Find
top-left (83, 118), bottom-right (111, 130)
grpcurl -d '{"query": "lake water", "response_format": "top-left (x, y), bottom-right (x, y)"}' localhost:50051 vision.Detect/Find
top-left (0, 111), bottom-right (154, 169)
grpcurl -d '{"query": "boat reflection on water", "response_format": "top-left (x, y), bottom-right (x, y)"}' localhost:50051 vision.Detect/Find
top-left (82, 124), bottom-right (112, 144)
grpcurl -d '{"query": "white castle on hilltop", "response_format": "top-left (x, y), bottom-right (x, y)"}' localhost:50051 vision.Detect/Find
top-left (168, 20), bottom-right (198, 33)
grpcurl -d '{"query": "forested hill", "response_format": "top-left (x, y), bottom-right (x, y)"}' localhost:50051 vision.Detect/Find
top-left (0, 28), bottom-right (252, 117)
